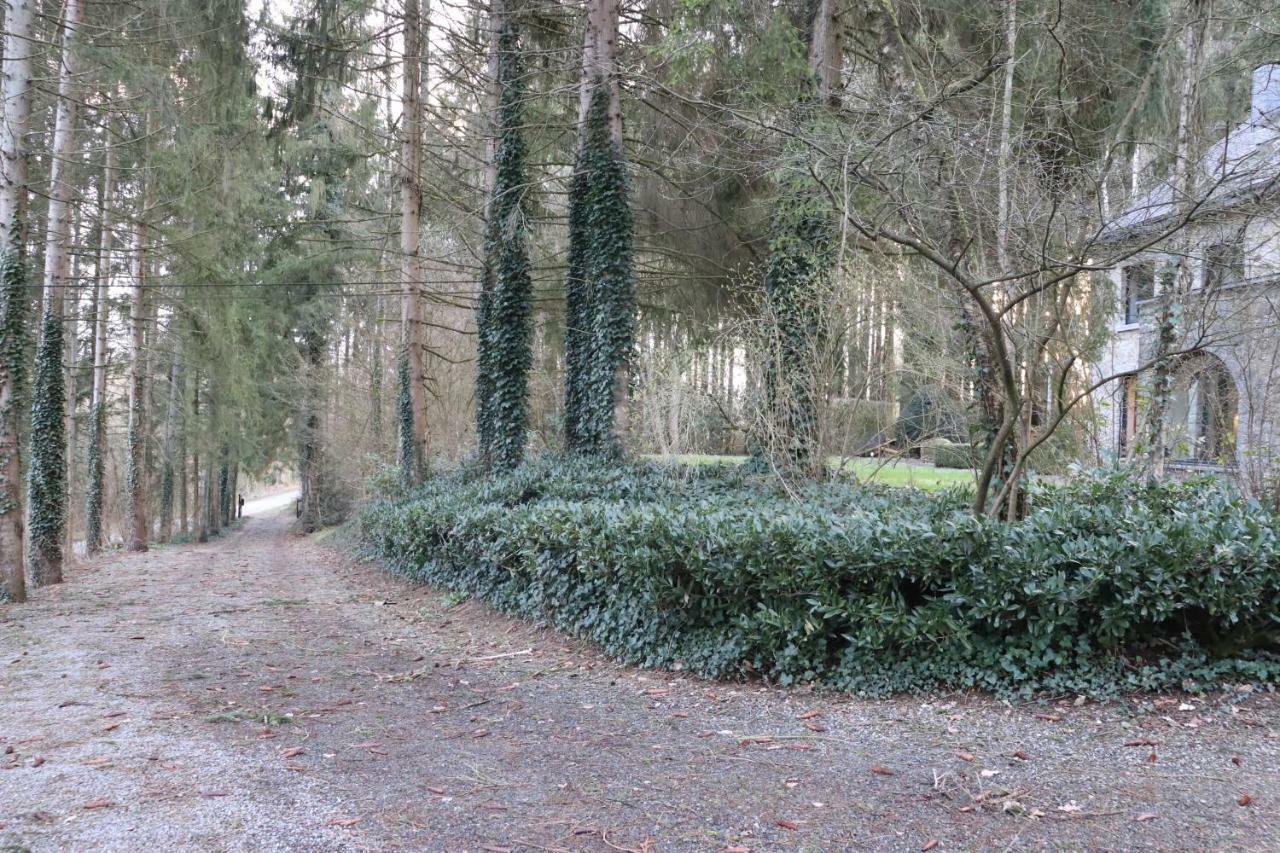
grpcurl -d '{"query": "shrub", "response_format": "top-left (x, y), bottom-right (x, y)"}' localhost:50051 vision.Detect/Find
top-left (361, 460), bottom-right (1280, 697)
top-left (934, 441), bottom-right (980, 469)
top-left (895, 385), bottom-right (968, 447)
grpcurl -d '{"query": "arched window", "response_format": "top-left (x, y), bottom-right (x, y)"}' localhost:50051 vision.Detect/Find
top-left (1165, 354), bottom-right (1239, 463)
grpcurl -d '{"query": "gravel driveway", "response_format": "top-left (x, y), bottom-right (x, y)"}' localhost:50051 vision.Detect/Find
top-left (2, 509), bottom-right (1278, 851)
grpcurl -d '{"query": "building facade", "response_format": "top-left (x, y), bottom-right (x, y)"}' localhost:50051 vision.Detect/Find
top-left (1094, 63), bottom-right (1280, 482)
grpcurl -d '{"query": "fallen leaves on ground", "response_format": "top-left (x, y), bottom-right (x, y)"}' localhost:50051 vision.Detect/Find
top-left (327, 816), bottom-right (363, 827)
top-left (280, 747), bottom-right (305, 758)
top-left (82, 798), bottom-right (114, 810)
top-left (870, 765), bottom-right (894, 776)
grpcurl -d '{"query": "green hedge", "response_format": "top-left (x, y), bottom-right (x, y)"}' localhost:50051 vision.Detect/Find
top-left (360, 460), bottom-right (1280, 697)
top-left (934, 441), bottom-right (980, 469)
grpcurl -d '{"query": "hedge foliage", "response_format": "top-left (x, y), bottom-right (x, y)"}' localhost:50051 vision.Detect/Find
top-left (361, 460), bottom-right (1280, 697)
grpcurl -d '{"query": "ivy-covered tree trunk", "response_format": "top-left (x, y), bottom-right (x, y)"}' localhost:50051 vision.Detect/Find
top-left (397, 0), bottom-right (428, 485)
top-left (298, 328), bottom-right (326, 532)
top-left (27, 0), bottom-right (86, 584)
top-left (0, 0), bottom-right (37, 602)
top-left (193, 382), bottom-right (206, 544)
top-left (563, 0), bottom-right (636, 457)
top-left (578, 87), bottom-right (635, 455)
top-left (756, 0), bottom-right (842, 477)
top-left (85, 145), bottom-right (115, 555)
top-left (203, 440), bottom-right (217, 538)
top-left (159, 332), bottom-right (183, 542)
top-left (178, 429), bottom-right (188, 537)
top-left (218, 453), bottom-right (230, 528)
top-left (125, 219), bottom-right (149, 552)
top-left (475, 0), bottom-right (504, 463)
top-left (477, 10), bottom-right (533, 470)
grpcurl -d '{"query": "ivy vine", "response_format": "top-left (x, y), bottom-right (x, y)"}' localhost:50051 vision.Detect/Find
top-left (27, 304), bottom-right (66, 585)
top-left (563, 83), bottom-right (636, 457)
top-left (475, 16), bottom-right (533, 471)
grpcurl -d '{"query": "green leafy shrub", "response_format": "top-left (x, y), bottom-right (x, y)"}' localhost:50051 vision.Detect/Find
top-left (934, 441), bottom-right (980, 469)
top-left (361, 460), bottom-right (1280, 697)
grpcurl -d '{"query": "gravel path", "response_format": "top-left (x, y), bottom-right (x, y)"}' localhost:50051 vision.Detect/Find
top-left (2, 509), bottom-right (1278, 851)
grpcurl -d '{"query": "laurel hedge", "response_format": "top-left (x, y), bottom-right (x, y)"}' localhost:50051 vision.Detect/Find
top-left (361, 460), bottom-right (1280, 696)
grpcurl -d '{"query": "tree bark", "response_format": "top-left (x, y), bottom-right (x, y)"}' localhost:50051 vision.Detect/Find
top-left (28, 0), bottom-right (86, 584)
top-left (86, 143), bottom-right (114, 555)
top-left (125, 218), bottom-right (149, 552)
top-left (159, 331), bottom-right (183, 542)
top-left (193, 382), bottom-right (206, 543)
top-left (0, 0), bottom-right (37, 602)
top-left (398, 0), bottom-right (428, 483)
top-left (1145, 0), bottom-right (1206, 477)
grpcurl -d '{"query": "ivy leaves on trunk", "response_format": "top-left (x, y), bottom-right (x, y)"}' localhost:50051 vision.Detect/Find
top-left (476, 16), bottom-right (533, 471)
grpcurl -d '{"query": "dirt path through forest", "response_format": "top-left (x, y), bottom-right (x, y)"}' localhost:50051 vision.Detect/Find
top-left (2, 510), bottom-right (1279, 851)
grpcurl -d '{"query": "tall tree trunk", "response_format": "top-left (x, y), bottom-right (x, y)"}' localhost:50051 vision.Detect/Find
top-left (397, 0), bottom-right (428, 484)
top-left (86, 144), bottom-right (114, 555)
top-left (0, 0), bottom-right (37, 602)
top-left (564, 0), bottom-right (636, 456)
top-left (478, 2), bottom-right (535, 469)
top-left (28, 0), bottom-right (86, 585)
top-left (203, 445), bottom-right (216, 539)
top-left (476, 0), bottom-right (505, 461)
top-left (1146, 0), bottom-right (1206, 477)
top-left (298, 332), bottom-right (325, 532)
top-left (125, 218), bottom-right (149, 552)
top-left (757, 0), bottom-right (842, 476)
top-left (193, 383), bottom-right (205, 543)
top-left (159, 331), bottom-right (183, 542)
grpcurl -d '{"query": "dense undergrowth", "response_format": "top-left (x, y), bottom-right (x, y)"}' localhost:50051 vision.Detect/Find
top-left (360, 459), bottom-right (1280, 697)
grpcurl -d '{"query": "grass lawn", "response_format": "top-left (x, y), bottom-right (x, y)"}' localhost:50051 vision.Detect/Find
top-left (650, 453), bottom-right (976, 491)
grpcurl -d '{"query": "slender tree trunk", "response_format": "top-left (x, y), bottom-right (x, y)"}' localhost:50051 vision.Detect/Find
top-left (193, 383), bottom-right (205, 543)
top-left (1146, 0), bottom-right (1206, 477)
top-left (757, 0), bottom-right (842, 475)
top-left (125, 218), bottom-right (149, 552)
top-left (178, 430), bottom-right (188, 537)
top-left (86, 144), bottom-right (114, 555)
top-left (203, 449), bottom-right (216, 539)
top-left (28, 0), bottom-right (86, 585)
top-left (0, 0), bottom-right (37, 602)
top-left (398, 0), bottom-right (428, 484)
top-left (159, 331), bottom-right (183, 542)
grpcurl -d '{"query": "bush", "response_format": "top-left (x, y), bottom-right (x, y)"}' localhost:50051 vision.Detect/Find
top-left (361, 459), bottom-right (1280, 697)
top-left (895, 385), bottom-right (968, 447)
top-left (934, 441), bottom-right (980, 469)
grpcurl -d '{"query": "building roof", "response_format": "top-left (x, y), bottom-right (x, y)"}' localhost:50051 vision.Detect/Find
top-left (1103, 65), bottom-right (1280, 242)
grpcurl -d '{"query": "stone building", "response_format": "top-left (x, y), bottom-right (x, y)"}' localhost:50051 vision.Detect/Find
top-left (1093, 63), bottom-right (1280, 483)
